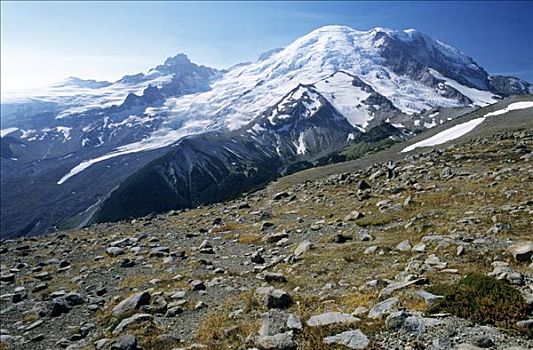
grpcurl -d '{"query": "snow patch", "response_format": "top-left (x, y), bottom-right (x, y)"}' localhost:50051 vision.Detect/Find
top-left (314, 72), bottom-right (373, 129)
top-left (0, 128), bottom-right (18, 137)
top-left (55, 126), bottom-right (72, 141)
top-left (401, 117), bottom-right (486, 153)
top-left (483, 101), bottom-right (533, 117)
top-left (295, 133), bottom-right (307, 155)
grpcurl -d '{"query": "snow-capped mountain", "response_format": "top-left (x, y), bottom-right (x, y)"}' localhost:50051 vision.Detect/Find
top-left (1, 25), bottom-right (531, 237)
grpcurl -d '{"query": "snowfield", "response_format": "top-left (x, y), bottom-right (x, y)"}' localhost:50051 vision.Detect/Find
top-left (401, 118), bottom-right (486, 153)
top-left (484, 101), bottom-right (533, 117)
top-left (0, 128), bottom-right (19, 137)
top-left (429, 69), bottom-right (498, 107)
top-left (401, 101), bottom-right (533, 153)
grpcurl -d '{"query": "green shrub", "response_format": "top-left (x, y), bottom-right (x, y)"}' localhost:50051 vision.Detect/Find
top-left (427, 273), bottom-right (529, 330)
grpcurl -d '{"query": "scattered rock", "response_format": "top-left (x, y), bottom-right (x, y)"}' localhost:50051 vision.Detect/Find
top-left (294, 240), bottom-right (313, 256)
top-left (395, 240), bottom-right (412, 252)
top-left (306, 312), bottom-right (359, 327)
top-left (368, 297), bottom-right (399, 319)
top-left (112, 291), bottom-right (151, 318)
top-left (112, 313), bottom-right (153, 335)
top-left (323, 329), bottom-right (369, 349)
top-left (110, 335), bottom-right (138, 350)
top-left (508, 241), bottom-right (533, 263)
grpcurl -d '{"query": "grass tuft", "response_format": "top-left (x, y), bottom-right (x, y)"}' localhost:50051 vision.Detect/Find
top-left (427, 273), bottom-right (529, 332)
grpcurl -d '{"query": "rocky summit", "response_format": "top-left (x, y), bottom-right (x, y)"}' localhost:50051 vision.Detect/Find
top-left (1, 99), bottom-right (532, 350)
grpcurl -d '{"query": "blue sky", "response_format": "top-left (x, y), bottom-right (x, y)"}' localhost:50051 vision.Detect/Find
top-left (2, 1), bottom-right (532, 91)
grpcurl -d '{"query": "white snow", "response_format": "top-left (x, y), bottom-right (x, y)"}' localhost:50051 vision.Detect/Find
top-left (423, 120), bottom-right (436, 128)
top-left (4, 25), bottom-right (507, 182)
top-left (0, 128), bottom-right (18, 137)
top-left (2, 73), bottom-right (174, 119)
top-left (55, 126), bottom-right (72, 141)
top-left (294, 133), bottom-right (307, 155)
top-left (314, 72), bottom-right (373, 128)
top-left (483, 101), bottom-right (533, 117)
top-left (401, 100), bottom-right (533, 153)
top-left (429, 69), bottom-right (497, 106)
top-left (156, 26), bottom-right (483, 133)
top-left (401, 117), bottom-right (486, 153)
top-left (391, 123), bottom-right (405, 129)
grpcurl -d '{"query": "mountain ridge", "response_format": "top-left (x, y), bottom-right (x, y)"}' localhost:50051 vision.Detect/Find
top-left (1, 25), bottom-right (532, 237)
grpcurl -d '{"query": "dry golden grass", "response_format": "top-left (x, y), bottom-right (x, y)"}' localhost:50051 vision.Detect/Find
top-left (211, 222), bottom-right (244, 233)
top-left (238, 232), bottom-right (263, 244)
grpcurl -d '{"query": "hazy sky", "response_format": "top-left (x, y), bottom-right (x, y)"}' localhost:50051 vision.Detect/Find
top-left (2, 1), bottom-right (532, 91)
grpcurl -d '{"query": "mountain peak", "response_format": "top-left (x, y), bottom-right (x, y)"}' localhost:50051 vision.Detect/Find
top-left (163, 53), bottom-right (192, 67)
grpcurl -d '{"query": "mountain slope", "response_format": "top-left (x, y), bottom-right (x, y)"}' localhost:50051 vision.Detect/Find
top-left (1, 25), bottom-right (532, 237)
top-left (94, 84), bottom-right (374, 222)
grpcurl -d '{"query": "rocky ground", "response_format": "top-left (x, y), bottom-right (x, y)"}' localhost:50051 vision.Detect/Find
top-left (1, 128), bottom-right (532, 350)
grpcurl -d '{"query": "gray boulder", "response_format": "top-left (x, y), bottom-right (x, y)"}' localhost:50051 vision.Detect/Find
top-left (110, 335), bottom-right (138, 350)
top-left (323, 329), bottom-right (369, 349)
top-left (111, 291), bottom-right (151, 318)
top-left (368, 297), bottom-right (399, 319)
top-left (112, 314), bottom-right (153, 335)
top-left (256, 331), bottom-right (297, 350)
top-left (508, 241), bottom-right (533, 263)
top-left (306, 312), bottom-right (359, 327)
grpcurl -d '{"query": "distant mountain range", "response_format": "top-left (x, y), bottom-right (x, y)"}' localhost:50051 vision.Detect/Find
top-left (1, 25), bottom-right (532, 237)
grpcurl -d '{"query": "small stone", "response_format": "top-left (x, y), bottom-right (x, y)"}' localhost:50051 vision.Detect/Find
top-left (358, 229), bottom-right (373, 241)
top-left (411, 242), bottom-right (426, 253)
top-left (95, 339), bottom-right (110, 350)
top-left (286, 314), bottom-right (302, 331)
top-left (395, 240), bottom-right (412, 252)
top-left (358, 180), bottom-right (371, 190)
top-left (368, 297), bottom-right (399, 319)
top-left (378, 278), bottom-right (427, 299)
top-left (264, 272), bottom-right (287, 283)
top-left (59, 260), bottom-right (71, 268)
top-left (345, 211), bottom-right (365, 221)
top-left (165, 306), bottom-right (183, 317)
top-left (323, 329), bottom-right (369, 349)
top-left (294, 240), bottom-right (313, 256)
top-left (112, 314), bottom-right (153, 335)
top-left (473, 336), bottom-right (495, 348)
top-left (0, 273), bottom-right (15, 283)
top-left (508, 241), bottom-right (533, 263)
top-left (364, 246), bottom-right (379, 255)
top-left (457, 245), bottom-right (465, 256)
top-left (149, 246), bottom-right (170, 258)
top-left (256, 331), bottom-right (297, 350)
top-left (190, 280), bottom-right (206, 291)
top-left (112, 291), bottom-right (151, 318)
top-left (106, 247), bottom-right (124, 257)
top-left (260, 310), bottom-right (289, 336)
top-left (273, 191), bottom-right (290, 201)
top-left (120, 259), bottom-right (135, 268)
top-left (251, 252), bottom-right (265, 264)
top-left (257, 287), bottom-right (292, 309)
top-left (45, 297), bottom-right (72, 317)
top-left (414, 290), bottom-right (444, 305)
top-left (306, 312), bottom-right (359, 327)
top-left (110, 335), bottom-right (137, 350)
